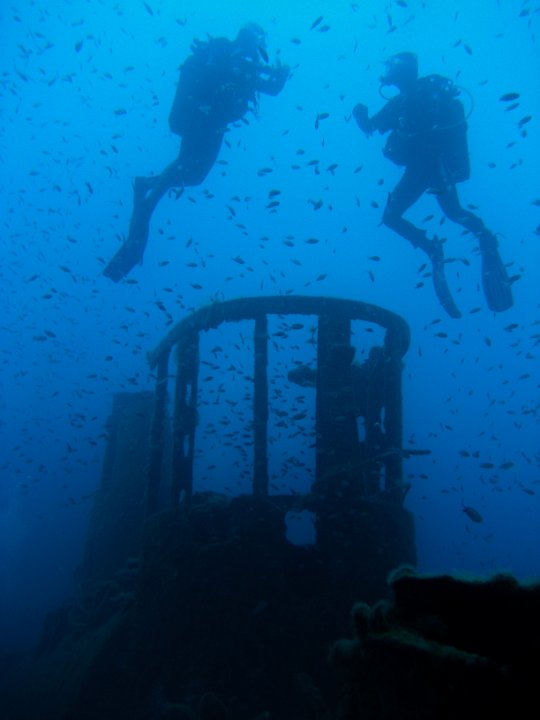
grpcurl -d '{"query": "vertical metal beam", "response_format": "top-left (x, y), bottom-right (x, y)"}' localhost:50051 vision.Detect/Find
top-left (382, 331), bottom-right (403, 492)
top-left (315, 313), bottom-right (357, 496)
top-left (171, 331), bottom-right (199, 505)
top-left (253, 314), bottom-right (269, 496)
top-left (146, 352), bottom-right (169, 518)
top-left (361, 346), bottom-right (386, 496)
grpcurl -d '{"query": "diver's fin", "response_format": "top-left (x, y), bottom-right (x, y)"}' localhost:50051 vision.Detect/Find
top-left (480, 244), bottom-right (514, 313)
top-left (425, 238), bottom-right (462, 319)
top-left (103, 211), bottom-right (150, 283)
top-left (431, 257), bottom-right (462, 319)
top-left (103, 241), bottom-right (145, 282)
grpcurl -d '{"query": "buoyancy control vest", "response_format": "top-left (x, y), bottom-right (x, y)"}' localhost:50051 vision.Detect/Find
top-left (383, 74), bottom-right (470, 183)
top-left (169, 38), bottom-right (260, 136)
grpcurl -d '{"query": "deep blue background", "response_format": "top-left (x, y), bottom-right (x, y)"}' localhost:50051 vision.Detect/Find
top-left (1, 0), bottom-right (539, 653)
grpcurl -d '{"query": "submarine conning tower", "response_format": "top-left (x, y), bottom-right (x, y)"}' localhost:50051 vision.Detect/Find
top-left (9, 296), bottom-right (536, 720)
top-left (146, 294), bottom-right (412, 513)
top-left (75, 295), bottom-right (417, 720)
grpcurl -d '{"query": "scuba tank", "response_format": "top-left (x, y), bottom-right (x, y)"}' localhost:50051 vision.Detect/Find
top-left (383, 75), bottom-right (471, 183)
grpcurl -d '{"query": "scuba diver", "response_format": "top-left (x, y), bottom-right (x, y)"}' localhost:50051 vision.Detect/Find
top-left (104, 23), bottom-right (289, 282)
top-left (353, 52), bottom-right (513, 318)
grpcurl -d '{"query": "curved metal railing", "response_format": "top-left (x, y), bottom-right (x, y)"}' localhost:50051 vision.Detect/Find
top-left (145, 296), bottom-right (410, 516)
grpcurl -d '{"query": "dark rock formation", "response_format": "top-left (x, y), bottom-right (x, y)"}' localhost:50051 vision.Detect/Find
top-left (0, 493), bottom-right (415, 720)
top-left (330, 567), bottom-right (540, 719)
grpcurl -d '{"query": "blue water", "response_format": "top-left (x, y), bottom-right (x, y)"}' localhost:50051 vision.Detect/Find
top-left (1, 0), bottom-right (539, 653)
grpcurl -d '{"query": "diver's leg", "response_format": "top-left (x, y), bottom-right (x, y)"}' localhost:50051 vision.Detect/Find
top-left (102, 158), bottom-right (183, 282)
top-left (437, 187), bottom-right (513, 312)
top-left (382, 168), bottom-right (430, 249)
top-left (175, 126), bottom-right (224, 187)
top-left (131, 126), bottom-right (224, 222)
top-left (436, 184), bottom-right (485, 235)
top-left (384, 169), bottom-right (461, 318)
top-left (104, 129), bottom-right (224, 282)
top-left (128, 127), bottom-right (224, 256)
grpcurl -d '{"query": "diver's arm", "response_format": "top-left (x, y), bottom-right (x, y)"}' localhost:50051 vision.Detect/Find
top-left (353, 103), bottom-right (375, 135)
top-left (256, 63), bottom-right (290, 96)
top-left (354, 98), bottom-right (399, 136)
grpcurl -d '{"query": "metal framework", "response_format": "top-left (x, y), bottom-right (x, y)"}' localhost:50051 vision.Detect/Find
top-left (145, 296), bottom-right (410, 517)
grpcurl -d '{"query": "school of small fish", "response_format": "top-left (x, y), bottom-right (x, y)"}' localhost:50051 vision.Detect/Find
top-left (1, 1), bottom-right (538, 576)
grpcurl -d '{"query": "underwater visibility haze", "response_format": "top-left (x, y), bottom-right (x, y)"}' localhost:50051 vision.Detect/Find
top-left (1, 0), bottom-right (539, 659)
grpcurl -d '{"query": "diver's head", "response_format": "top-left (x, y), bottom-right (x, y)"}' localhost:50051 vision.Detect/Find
top-left (381, 52), bottom-right (418, 91)
top-left (236, 22), bottom-right (267, 55)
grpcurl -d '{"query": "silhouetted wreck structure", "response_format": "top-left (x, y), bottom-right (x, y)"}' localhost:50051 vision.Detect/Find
top-left (82, 295), bottom-right (415, 588)
top-left (6, 296), bottom-right (419, 719)
top-left (2, 295), bottom-right (538, 720)
top-left (146, 294), bottom-right (411, 512)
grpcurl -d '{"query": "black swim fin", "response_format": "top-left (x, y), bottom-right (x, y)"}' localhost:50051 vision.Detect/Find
top-left (428, 238), bottom-right (462, 319)
top-left (432, 263), bottom-right (461, 320)
top-left (431, 259), bottom-right (462, 319)
top-left (103, 210), bottom-right (150, 283)
top-left (479, 235), bottom-right (514, 312)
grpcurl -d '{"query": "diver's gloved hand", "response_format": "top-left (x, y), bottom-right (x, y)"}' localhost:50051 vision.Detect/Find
top-left (353, 103), bottom-right (371, 134)
top-left (273, 62), bottom-right (290, 88)
top-left (259, 62), bottom-right (290, 95)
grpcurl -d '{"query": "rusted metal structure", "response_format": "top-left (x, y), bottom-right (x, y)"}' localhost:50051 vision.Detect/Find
top-left (15, 296), bottom-right (415, 720)
top-left (146, 295), bottom-right (410, 517)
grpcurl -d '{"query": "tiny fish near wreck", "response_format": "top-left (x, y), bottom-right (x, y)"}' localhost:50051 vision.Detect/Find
top-left (462, 503), bottom-right (483, 524)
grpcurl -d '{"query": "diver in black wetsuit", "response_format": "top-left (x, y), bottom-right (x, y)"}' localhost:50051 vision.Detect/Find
top-left (104, 23), bottom-right (289, 282)
top-left (353, 52), bottom-right (513, 318)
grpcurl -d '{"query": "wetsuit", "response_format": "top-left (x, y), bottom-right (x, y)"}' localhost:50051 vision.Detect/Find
top-left (353, 76), bottom-right (513, 315)
top-left (104, 36), bottom-right (288, 282)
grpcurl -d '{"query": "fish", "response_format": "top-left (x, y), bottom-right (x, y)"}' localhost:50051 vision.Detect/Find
top-left (315, 112), bottom-right (330, 130)
top-left (499, 92), bottom-right (520, 102)
top-left (462, 503), bottom-right (483, 523)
